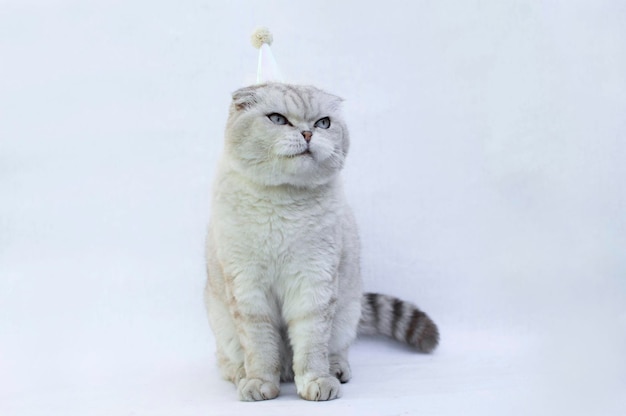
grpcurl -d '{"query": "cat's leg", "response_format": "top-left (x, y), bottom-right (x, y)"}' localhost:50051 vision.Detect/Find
top-left (284, 279), bottom-right (341, 401)
top-left (329, 244), bottom-right (362, 384)
top-left (228, 275), bottom-right (282, 401)
top-left (206, 240), bottom-right (248, 386)
top-left (205, 290), bottom-right (246, 384)
top-left (216, 348), bottom-right (246, 384)
top-left (328, 297), bottom-right (361, 383)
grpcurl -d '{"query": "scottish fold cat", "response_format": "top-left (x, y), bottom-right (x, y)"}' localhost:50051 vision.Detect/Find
top-left (205, 83), bottom-right (438, 401)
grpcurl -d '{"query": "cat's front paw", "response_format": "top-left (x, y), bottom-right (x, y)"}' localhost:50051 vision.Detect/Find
top-left (330, 359), bottom-right (352, 383)
top-left (297, 375), bottom-right (341, 401)
top-left (237, 378), bottom-right (280, 401)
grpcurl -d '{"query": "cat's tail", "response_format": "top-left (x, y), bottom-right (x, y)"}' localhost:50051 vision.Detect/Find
top-left (358, 293), bottom-right (439, 353)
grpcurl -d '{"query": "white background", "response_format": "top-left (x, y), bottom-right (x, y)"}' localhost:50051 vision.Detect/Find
top-left (1, 1), bottom-right (625, 415)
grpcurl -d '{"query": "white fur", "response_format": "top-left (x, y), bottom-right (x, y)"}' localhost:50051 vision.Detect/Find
top-left (205, 83), bottom-right (362, 401)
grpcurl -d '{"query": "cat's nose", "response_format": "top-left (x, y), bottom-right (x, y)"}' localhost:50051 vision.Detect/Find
top-left (301, 130), bottom-right (312, 143)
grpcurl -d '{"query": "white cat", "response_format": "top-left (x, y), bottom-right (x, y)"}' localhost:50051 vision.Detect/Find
top-left (205, 83), bottom-right (438, 401)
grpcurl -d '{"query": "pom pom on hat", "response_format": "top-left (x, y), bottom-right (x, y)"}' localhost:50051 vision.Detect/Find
top-left (252, 27), bottom-right (282, 83)
top-left (251, 27), bottom-right (273, 49)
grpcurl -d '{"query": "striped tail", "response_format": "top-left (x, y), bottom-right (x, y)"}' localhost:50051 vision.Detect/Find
top-left (358, 293), bottom-right (439, 353)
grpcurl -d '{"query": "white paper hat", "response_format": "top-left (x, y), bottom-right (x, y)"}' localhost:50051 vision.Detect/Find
top-left (251, 27), bottom-right (283, 83)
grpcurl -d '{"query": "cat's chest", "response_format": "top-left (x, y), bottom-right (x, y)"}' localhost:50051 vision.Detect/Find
top-left (213, 184), bottom-right (342, 259)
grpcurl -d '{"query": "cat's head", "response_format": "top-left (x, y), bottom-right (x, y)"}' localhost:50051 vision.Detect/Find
top-left (224, 83), bottom-right (349, 188)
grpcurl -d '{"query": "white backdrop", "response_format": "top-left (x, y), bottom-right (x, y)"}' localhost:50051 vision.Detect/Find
top-left (1, 1), bottom-right (625, 415)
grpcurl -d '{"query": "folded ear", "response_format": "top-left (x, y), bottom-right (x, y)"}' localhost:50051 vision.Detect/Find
top-left (313, 87), bottom-right (344, 112)
top-left (327, 94), bottom-right (344, 112)
top-left (232, 85), bottom-right (263, 111)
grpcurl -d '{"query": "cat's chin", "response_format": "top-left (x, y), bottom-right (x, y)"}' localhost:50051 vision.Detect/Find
top-left (267, 158), bottom-right (339, 188)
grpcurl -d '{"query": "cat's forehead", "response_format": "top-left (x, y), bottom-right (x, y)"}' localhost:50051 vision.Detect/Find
top-left (262, 84), bottom-right (340, 117)
top-left (233, 83), bottom-right (342, 119)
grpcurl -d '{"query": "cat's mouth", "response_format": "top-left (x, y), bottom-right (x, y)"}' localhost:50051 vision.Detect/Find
top-left (287, 149), bottom-right (312, 158)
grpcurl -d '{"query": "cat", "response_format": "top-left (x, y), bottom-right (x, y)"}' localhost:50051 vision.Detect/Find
top-left (204, 82), bottom-right (439, 401)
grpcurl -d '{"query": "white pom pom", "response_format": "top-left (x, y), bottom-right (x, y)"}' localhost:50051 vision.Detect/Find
top-left (251, 27), bottom-right (273, 49)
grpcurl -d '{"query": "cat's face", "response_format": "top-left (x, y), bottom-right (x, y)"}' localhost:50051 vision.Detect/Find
top-left (224, 83), bottom-right (349, 188)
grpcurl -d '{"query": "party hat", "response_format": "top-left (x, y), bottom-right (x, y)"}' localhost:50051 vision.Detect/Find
top-left (251, 27), bottom-right (283, 83)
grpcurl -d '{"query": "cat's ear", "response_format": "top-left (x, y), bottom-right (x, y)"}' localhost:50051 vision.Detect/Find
top-left (232, 85), bottom-right (261, 111)
top-left (322, 91), bottom-right (344, 112)
top-left (328, 94), bottom-right (344, 112)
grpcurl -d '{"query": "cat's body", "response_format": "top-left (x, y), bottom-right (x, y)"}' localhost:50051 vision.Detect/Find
top-left (205, 83), bottom-right (438, 401)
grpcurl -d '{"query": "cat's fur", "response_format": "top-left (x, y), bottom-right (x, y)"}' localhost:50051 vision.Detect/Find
top-left (204, 83), bottom-right (439, 401)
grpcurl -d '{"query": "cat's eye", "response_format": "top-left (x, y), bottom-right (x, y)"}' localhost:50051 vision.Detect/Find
top-left (314, 117), bottom-right (331, 129)
top-left (268, 113), bottom-right (289, 125)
